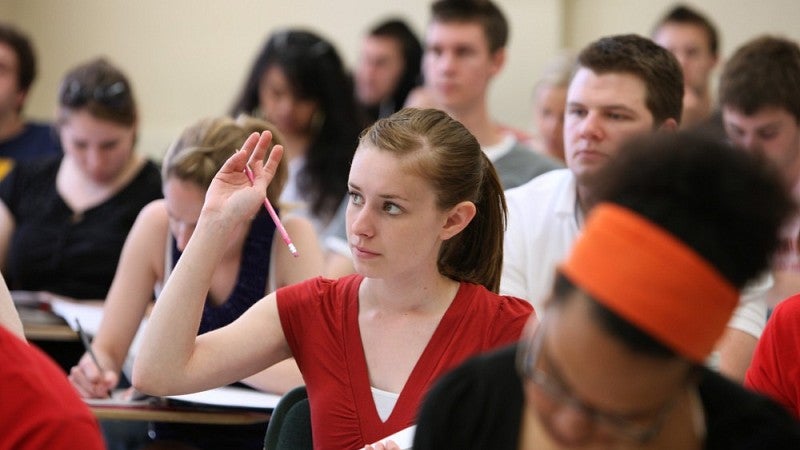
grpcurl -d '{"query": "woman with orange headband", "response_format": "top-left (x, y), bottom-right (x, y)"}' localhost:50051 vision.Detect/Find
top-left (410, 132), bottom-right (800, 449)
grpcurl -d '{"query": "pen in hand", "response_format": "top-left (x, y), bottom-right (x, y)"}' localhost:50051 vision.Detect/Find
top-left (75, 318), bottom-right (112, 397)
top-left (244, 163), bottom-right (299, 257)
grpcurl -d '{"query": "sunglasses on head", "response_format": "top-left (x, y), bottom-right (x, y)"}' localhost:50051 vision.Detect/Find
top-left (61, 79), bottom-right (129, 109)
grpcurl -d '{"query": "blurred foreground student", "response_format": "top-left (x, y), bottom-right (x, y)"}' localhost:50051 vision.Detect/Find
top-left (747, 292), bottom-right (800, 419)
top-left (413, 132), bottom-right (800, 449)
top-left (0, 270), bottom-right (22, 338)
top-left (70, 115), bottom-right (321, 450)
top-left (0, 273), bottom-right (105, 450)
top-left (133, 108), bottom-right (533, 449)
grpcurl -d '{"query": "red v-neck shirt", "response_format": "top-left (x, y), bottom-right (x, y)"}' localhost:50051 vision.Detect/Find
top-left (277, 275), bottom-right (534, 449)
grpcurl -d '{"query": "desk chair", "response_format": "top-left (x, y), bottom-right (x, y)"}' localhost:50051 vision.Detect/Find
top-left (263, 386), bottom-right (312, 450)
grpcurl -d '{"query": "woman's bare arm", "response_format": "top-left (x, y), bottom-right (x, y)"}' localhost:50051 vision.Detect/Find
top-left (70, 201), bottom-right (167, 397)
top-left (0, 271), bottom-right (24, 340)
top-left (133, 131), bottom-right (295, 395)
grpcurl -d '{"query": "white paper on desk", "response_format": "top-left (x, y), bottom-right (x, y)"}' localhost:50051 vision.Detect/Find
top-left (166, 386), bottom-right (281, 411)
top-left (10, 290), bottom-right (49, 308)
top-left (370, 425), bottom-right (416, 450)
top-left (49, 297), bottom-right (147, 380)
top-left (49, 298), bottom-right (104, 333)
top-left (84, 388), bottom-right (155, 407)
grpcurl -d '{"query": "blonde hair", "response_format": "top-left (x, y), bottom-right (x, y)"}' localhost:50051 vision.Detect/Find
top-left (162, 115), bottom-right (287, 205)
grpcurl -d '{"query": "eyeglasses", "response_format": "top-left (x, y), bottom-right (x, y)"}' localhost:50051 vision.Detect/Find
top-left (516, 317), bottom-right (680, 444)
top-left (61, 79), bottom-right (130, 110)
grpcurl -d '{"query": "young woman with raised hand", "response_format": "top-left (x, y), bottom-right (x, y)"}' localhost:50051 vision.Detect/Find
top-left (133, 108), bottom-right (534, 449)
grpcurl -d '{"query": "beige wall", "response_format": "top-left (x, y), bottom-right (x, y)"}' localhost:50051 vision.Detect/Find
top-left (565, 0), bottom-right (800, 54)
top-left (5, 0), bottom-right (561, 160)
top-left (3, 0), bottom-right (799, 160)
top-left (564, 0), bottom-right (800, 107)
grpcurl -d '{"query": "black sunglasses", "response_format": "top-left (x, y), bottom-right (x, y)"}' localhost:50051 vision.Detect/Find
top-left (61, 79), bottom-right (129, 109)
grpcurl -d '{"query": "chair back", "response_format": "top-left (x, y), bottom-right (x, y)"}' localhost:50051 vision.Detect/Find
top-left (263, 385), bottom-right (312, 450)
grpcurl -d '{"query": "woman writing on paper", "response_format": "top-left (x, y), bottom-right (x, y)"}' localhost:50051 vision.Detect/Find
top-left (70, 115), bottom-right (322, 450)
top-left (133, 108), bottom-right (534, 449)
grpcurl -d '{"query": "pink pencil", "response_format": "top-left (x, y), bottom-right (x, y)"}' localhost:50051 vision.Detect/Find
top-left (244, 164), bottom-right (299, 257)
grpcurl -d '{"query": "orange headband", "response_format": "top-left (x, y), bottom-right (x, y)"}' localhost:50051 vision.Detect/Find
top-left (560, 203), bottom-right (738, 363)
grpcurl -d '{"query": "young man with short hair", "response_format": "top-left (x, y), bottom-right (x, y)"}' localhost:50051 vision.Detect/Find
top-left (0, 22), bottom-right (60, 178)
top-left (354, 18), bottom-right (422, 124)
top-left (501, 34), bottom-right (682, 307)
top-left (652, 4), bottom-right (719, 129)
top-left (719, 35), bottom-right (800, 306)
top-left (422, 0), bottom-right (561, 190)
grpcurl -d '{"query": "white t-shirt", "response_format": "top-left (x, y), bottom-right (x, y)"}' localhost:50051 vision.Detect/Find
top-left (279, 155), bottom-right (335, 234)
top-left (481, 133), bottom-right (516, 163)
top-left (501, 169), bottom-right (578, 309)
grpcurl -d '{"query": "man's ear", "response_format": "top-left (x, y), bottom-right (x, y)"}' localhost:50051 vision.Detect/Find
top-left (14, 89), bottom-right (27, 113)
top-left (440, 201), bottom-right (477, 241)
top-left (489, 47), bottom-right (506, 77)
top-left (658, 118), bottom-right (680, 132)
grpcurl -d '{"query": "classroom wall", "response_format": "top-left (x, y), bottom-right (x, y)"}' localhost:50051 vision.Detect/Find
top-left (3, 0), bottom-right (799, 161)
top-left (563, 0), bottom-right (800, 107)
top-left (565, 0), bottom-right (800, 54)
top-left (4, 0), bottom-right (561, 160)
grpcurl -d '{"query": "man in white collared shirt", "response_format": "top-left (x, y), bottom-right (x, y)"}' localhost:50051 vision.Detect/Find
top-left (501, 34), bottom-right (681, 306)
top-left (501, 34), bottom-right (766, 382)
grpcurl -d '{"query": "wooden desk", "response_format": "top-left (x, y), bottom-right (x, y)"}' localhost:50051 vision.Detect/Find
top-left (18, 307), bottom-right (77, 341)
top-left (88, 399), bottom-right (271, 425)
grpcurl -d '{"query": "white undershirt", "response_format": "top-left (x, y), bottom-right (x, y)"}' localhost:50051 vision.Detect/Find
top-left (371, 386), bottom-right (399, 422)
top-left (481, 133), bottom-right (516, 163)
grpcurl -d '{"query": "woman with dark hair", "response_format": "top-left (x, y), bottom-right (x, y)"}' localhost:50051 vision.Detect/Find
top-left (411, 132), bottom-right (800, 450)
top-left (230, 29), bottom-right (363, 237)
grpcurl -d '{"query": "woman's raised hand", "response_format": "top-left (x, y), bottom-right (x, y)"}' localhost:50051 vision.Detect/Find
top-left (201, 130), bottom-right (283, 222)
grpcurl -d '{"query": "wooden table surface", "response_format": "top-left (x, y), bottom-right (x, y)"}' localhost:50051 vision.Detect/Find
top-left (88, 398), bottom-right (271, 424)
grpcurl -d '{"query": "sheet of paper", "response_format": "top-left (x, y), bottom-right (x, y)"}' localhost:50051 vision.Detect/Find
top-left (371, 425), bottom-right (416, 450)
top-left (84, 388), bottom-right (156, 407)
top-left (10, 290), bottom-right (50, 308)
top-left (166, 385), bottom-right (281, 411)
top-left (48, 297), bottom-right (147, 379)
top-left (49, 298), bottom-right (105, 334)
